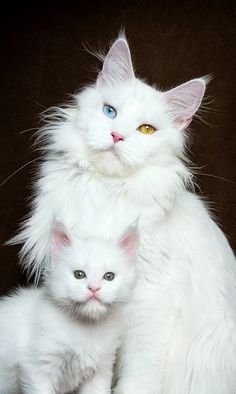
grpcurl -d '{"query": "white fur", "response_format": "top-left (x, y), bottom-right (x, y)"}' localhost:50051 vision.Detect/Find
top-left (0, 227), bottom-right (137, 393)
top-left (10, 35), bottom-right (236, 393)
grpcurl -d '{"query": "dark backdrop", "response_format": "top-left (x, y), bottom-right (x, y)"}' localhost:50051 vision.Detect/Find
top-left (1, 0), bottom-right (235, 295)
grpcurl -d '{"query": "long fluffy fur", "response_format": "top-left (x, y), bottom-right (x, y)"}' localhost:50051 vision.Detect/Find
top-left (9, 35), bottom-right (236, 393)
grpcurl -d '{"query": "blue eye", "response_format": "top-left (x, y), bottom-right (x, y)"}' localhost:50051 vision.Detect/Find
top-left (103, 104), bottom-right (117, 118)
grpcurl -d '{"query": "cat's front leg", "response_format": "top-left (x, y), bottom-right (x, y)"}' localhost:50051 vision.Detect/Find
top-left (114, 284), bottom-right (178, 394)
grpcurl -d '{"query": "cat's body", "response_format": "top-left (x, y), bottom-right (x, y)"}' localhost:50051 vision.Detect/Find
top-left (1, 224), bottom-right (138, 394)
top-left (11, 36), bottom-right (236, 393)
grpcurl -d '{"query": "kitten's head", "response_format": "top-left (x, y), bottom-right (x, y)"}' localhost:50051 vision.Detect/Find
top-left (45, 221), bottom-right (138, 321)
top-left (69, 34), bottom-right (207, 177)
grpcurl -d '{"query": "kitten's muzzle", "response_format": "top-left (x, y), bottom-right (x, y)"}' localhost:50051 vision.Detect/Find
top-left (88, 287), bottom-right (101, 301)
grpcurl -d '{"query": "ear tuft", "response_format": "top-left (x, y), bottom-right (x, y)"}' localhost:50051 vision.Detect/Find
top-left (97, 36), bottom-right (134, 87)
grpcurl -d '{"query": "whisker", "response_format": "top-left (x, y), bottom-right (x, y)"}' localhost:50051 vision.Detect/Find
top-left (26, 97), bottom-right (47, 110)
top-left (0, 158), bottom-right (40, 188)
top-left (19, 127), bottom-right (38, 135)
top-left (189, 164), bottom-right (209, 171)
top-left (197, 172), bottom-right (236, 186)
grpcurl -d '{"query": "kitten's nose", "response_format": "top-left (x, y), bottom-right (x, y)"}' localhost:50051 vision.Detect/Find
top-left (88, 287), bottom-right (100, 294)
top-left (111, 132), bottom-right (124, 143)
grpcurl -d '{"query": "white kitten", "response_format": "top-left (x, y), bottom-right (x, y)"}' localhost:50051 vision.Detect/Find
top-left (10, 34), bottom-right (236, 393)
top-left (0, 222), bottom-right (138, 394)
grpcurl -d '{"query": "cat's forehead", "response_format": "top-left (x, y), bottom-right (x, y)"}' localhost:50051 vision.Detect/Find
top-left (67, 238), bottom-right (123, 268)
top-left (79, 79), bottom-right (165, 123)
top-left (100, 79), bottom-right (163, 109)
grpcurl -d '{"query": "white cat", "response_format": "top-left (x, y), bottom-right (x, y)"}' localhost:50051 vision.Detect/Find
top-left (10, 34), bottom-right (236, 393)
top-left (1, 222), bottom-right (138, 393)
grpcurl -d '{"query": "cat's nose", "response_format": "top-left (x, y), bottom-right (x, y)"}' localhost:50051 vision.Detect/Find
top-left (111, 132), bottom-right (124, 143)
top-left (88, 287), bottom-right (100, 294)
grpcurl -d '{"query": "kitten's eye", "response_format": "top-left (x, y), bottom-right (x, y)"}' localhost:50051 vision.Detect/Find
top-left (103, 104), bottom-right (117, 119)
top-left (74, 270), bottom-right (86, 279)
top-left (138, 124), bottom-right (156, 135)
top-left (103, 272), bottom-right (115, 281)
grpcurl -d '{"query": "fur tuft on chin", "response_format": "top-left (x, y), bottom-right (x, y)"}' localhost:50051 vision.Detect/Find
top-left (56, 298), bottom-right (111, 322)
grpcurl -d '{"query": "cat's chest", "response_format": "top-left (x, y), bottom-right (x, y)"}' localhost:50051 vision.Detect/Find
top-left (49, 170), bottom-right (163, 239)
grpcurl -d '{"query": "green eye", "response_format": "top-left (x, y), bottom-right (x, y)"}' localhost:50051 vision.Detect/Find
top-left (74, 270), bottom-right (86, 279)
top-left (103, 272), bottom-right (115, 281)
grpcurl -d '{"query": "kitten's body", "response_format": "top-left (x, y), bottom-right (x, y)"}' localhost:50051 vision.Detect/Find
top-left (0, 287), bottom-right (121, 394)
top-left (1, 225), bottom-right (137, 394)
top-left (11, 36), bottom-right (236, 393)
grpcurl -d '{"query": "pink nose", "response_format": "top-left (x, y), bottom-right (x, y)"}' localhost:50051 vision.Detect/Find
top-left (88, 287), bottom-right (100, 295)
top-left (111, 132), bottom-right (124, 143)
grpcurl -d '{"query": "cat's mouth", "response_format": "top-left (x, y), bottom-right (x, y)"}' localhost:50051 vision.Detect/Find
top-left (89, 143), bottom-right (134, 177)
top-left (88, 296), bottom-right (101, 303)
top-left (86, 296), bottom-right (111, 309)
top-left (72, 298), bottom-right (107, 312)
top-left (96, 144), bottom-right (120, 156)
top-left (90, 143), bottom-right (120, 162)
top-left (104, 144), bottom-right (125, 162)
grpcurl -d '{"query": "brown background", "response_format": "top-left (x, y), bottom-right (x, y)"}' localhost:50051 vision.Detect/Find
top-left (0, 0), bottom-right (235, 295)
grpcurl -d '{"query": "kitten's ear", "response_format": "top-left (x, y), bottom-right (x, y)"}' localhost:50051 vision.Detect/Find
top-left (164, 77), bottom-right (207, 130)
top-left (51, 221), bottom-right (72, 255)
top-left (97, 36), bottom-right (135, 88)
top-left (119, 222), bottom-right (139, 260)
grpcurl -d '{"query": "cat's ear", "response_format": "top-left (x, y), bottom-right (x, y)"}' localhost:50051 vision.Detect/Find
top-left (119, 222), bottom-right (139, 260)
top-left (164, 77), bottom-right (207, 130)
top-left (97, 36), bottom-right (135, 88)
top-left (51, 221), bottom-right (72, 255)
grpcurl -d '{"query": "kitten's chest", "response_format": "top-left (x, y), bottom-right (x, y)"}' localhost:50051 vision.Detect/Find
top-left (47, 319), bottom-right (118, 392)
top-left (57, 344), bottom-right (99, 389)
top-left (53, 349), bottom-right (96, 393)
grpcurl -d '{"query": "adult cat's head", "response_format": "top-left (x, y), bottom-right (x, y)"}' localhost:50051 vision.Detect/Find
top-left (49, 34), bottom-right (206, 178)
top-left (45, 221), bottom-right (138, 321)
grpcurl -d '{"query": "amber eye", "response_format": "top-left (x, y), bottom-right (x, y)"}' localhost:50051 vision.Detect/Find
top-left (138, 124), bottom-right (156, 135)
